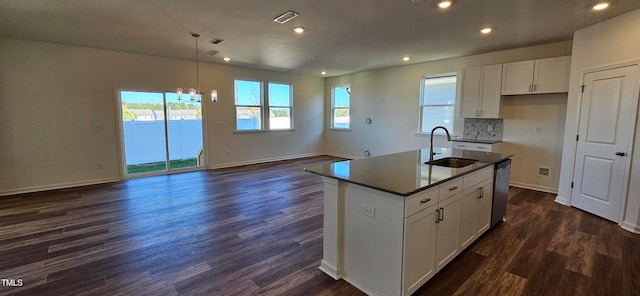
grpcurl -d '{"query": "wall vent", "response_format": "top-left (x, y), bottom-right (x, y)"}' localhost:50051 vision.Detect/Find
top-left (537, 167), bottom-right (550, 177)
top-left (273, 11), bottom-right (299, 24)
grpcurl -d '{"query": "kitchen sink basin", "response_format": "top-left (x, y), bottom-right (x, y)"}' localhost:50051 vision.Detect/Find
top-left (425, 157), bottom-right (478, 168)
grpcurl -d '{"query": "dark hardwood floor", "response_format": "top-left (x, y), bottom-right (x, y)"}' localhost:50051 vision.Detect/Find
top-left (1, 156), bottom-right (639, 296)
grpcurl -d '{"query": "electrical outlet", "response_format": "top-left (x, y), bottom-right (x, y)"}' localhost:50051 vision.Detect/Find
top-left (226, 151), bottom-right (230, 157)
top-left (96, 162), bottom-right (103, 170)
top-left (487, 125), bottom-right (494, 132)
top-left (361, 204), bottom-right (375, 218)
top-left (534, 126), bottom-right (542, 134)
top-left (93, 124), bottom-right (103, 131)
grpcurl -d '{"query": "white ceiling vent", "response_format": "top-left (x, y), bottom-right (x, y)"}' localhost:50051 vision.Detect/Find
top-left (273, 11), bottom-right (299, 24)
top-left (207, 50), bottom-right (219, 56)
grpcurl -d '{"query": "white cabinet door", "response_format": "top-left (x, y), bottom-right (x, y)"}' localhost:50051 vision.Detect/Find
top-left (475, 180), bottom-right (494, 236)
top-left (403, 204), bottom-right (438, 296)
top-left (435, 193), bottom-right (462, 271)
top-left (502, 56), bottom-right (571, 95)
top-left (478, 64), bottom-right (503, 118)
top-left (460, 67), bottom-right (482, 118)
top-left (501, 60), bottom-right (535, 95)
top-left (460, 186), bottom-right (479, 249)
top-left (533, 56), bottom-right (571, 94)
top-left (461, 65), bottom-right (502, 118)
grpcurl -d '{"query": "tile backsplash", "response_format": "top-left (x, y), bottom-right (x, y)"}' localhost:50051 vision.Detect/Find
top-left (462, 118), bottom-right (503, 141)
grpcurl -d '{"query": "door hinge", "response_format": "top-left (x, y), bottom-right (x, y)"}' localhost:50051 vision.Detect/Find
top-left (579, 85), bottom-right (585, 92)
top-left (571, 182), bottom-right (574, 189)
top-left (576, 134), bottom-right (579, 142)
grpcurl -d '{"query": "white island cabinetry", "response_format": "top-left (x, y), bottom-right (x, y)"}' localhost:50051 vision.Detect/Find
top-left (324, 166), bottom-right (494, 296)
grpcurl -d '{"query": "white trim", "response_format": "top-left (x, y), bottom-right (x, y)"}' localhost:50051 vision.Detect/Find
top-left (0, 177), bottom-right (121, 197)
top-left (554, 195), bottom-right (570, 206)
top-left (621, 221), bottom-right (640, 234)
top-left (509, 181), bottom-right (558, 194)
top-left (207, 152), bottom-right (324, 169)
top-left (323, 152), bottom-right (358, 160)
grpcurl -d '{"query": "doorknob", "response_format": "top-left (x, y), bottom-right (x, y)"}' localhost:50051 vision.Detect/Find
top-left (615, 152), bottom-right (627, 156)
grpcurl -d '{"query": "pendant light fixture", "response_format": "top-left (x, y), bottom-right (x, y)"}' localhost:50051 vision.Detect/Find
top-left (177, 33), bottom-right (218, 103)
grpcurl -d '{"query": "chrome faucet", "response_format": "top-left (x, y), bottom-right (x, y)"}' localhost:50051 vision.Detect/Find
top-left (430, 126), bottom-right (452, 163)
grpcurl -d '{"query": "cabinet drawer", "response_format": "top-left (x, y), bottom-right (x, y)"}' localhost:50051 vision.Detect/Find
top-left (439, 178), bottom-right (463, 199)
top-left (463, 166), bottom-right (494, 189)
top-left (452, 142), bottom-right (493, 152)
top-left (406, 186), bottom-right (439, 217)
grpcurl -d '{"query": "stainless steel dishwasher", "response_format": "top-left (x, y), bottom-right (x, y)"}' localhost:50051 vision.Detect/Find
top-left (492, 159), bottom-right (511, 227)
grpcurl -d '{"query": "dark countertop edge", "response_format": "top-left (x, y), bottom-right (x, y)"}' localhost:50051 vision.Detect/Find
top-left (452, 139), bottom-right (503, 144)
top-left (304, 155), bottom-right (513, 197)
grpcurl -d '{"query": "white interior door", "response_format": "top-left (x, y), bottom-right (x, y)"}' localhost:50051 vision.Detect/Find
top-left (572, 65), bottom-right (639, 222)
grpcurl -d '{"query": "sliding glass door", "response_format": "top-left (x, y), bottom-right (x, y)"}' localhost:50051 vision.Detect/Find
top-left (119, 90), bottom-right (204, 176)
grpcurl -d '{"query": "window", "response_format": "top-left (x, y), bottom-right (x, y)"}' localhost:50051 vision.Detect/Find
top-left (332, 85), bottom-right (351, 129)
top-left (419, 75), bottom-right (456, 134)
top-left (234, 79), bottom-right (294, 131)
top-left (235, 79), bottom-right (263, 130)
top-left (268, 82), bottom-right (292, 129)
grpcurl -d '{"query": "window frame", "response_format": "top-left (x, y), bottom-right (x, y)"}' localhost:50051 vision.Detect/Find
top-left (234, 79), bottom-right (264, 131)
top-left (418, 73), bottom-right (457, 135)
top-left (267, 81), bottom-right (294, 130)
top-left (331, 84), bottom-right (351, 130)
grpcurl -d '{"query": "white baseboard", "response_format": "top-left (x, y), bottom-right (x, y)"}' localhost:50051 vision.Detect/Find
top-left (622, 221), bottom-right (640, 234)
top-left (0, 177), bottom-right (121, 197)
top-left (207, 152), bottom-right (325, 170)
top-left (554, 195), bottom-right (570, 205)
top-left (322, 152), bottom-right (358, 160)
top-left (509, 181), bottom-right (558, 194)
top-left (319, 260), bottom-right (341, 280)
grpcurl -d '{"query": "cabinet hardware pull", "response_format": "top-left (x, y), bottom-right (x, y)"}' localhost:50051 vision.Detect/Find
top-left (534, 84), bottom-right (537, 92)
top-left (440, 207), bottom-right (445, 221)
top-left (481, 187), bottom-right (485, 197)
top-left (435, 209), bottom-right (440, 223)
top-left (529, 84), bottom-right (532, 92)
top-left (477, 187), bottom-right (483, 199)
top-left (420, 198), bottom-right (431, 204)
top-left (449, 186), bottom-right (458, 191)
top-left (615, 152), bottom-right (627, 156)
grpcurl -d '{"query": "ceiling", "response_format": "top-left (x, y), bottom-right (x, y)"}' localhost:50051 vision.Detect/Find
top-left (1, 0), bottom-right (639, 77)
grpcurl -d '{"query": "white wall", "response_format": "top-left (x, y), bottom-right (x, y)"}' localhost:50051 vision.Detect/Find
top-left (324, 41), bottom-right (572, 192)
top-left (502, 94), bottom-right (567, 193)
top-left (557, 8), bottom-right (640, 232)
top-left (0, 37), bottom-right (325, 195)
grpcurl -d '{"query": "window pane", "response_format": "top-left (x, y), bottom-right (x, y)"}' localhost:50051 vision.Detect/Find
top-left (269, 107), bottom-right (291, 129)
top-left (236, 106), bottom-right (262, 130)
top-left (334, 86), bottom-right (350, 107)
top-left (268, 83), bottom-right (291, 107)
top-left (333, 108), bottom-right (350, 129)
top-left (421, 106), bottom-right (454, 133)
top-left (235, 80), bottom-right (261, 105)
top-left (422, 76), bottom-right (456, 105)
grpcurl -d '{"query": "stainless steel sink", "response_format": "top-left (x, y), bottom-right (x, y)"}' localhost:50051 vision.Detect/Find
top-left (425, 157), bottom-right (478, 168)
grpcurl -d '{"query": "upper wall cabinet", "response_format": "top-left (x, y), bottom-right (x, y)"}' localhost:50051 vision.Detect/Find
top-left (501, 56), bottom-right (571, 95)
top-left (460, 64), bottom-right (503, 118)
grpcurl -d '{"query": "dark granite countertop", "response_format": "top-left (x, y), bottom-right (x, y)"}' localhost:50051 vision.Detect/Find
top-left (452, 138), bottom-right (503, 144)
top-left (304, 148), bottom-right (512, 197)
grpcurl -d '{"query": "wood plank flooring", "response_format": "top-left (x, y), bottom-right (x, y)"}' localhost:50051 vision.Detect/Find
top-left (1, 156), bottom-right (639, 295)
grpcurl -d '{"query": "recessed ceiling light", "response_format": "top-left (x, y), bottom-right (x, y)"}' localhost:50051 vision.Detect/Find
top-left (480, 27), bottom-right (492, 34)
top-left (437, 1), bottom-right (452, 8)
top-left (223, 57), bottom-right (231, 62)
top-left (403, 56), bottom-right (411, 61)
top-left (321, 71), bottom-right (327, 75)
top-left (592, 2), bottom-right (609, 10)
top-left (293, 26), bottom-right (305, 33)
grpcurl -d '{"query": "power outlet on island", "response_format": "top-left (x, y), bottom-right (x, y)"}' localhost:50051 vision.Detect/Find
top-left (361, 204), bottom-right (375, 218)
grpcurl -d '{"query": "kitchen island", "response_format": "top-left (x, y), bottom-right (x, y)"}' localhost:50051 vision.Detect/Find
top-left (305, 148), bottom-right (512, 296)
